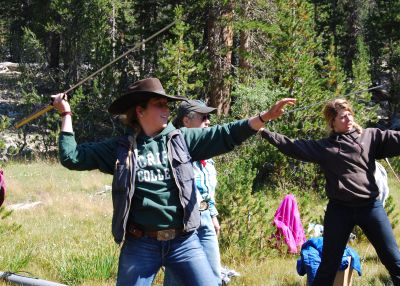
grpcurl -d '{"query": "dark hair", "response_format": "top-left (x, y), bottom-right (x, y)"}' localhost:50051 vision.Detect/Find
top-left (120, 99), bottom-right (150, 133)
top-left (173, 111), bottom-right (198, 128)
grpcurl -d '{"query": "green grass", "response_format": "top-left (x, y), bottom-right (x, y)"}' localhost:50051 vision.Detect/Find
top-left (0, 162), bottom-right (117, 286)
top-left (0, 161), bottom-right (399, 285)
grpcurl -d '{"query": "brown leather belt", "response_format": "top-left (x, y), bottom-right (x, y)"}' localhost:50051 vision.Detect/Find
top-left (127, 224), bottom-right (184, 241)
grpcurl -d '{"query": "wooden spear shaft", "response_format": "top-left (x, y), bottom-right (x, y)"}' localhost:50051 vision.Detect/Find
top-left (14, 21), bottom-right (176, 129)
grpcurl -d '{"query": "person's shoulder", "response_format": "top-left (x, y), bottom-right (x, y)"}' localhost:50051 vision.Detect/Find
top-left (318, 134), bottom-right (335, 146)
top-left (362, 127), bottom-right (385, 136)
top-left (359, 127), bottom-right (396, 142)
top-left (364, 127), bottom-right (379, 132)
top-left (363, 126), bottom-right (395, 132)
top-left (178, 126), bottom-right (204, 137)
top-left (318, 136), bottom-right (330, 143)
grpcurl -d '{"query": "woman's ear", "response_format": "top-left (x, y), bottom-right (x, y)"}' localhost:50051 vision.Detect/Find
top-left (182, 116), bottom-right (190, 127)
top-left (136, 105), bottom-right (144, 118)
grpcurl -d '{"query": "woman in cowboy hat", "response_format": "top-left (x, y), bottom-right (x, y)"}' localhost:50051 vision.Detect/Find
top-left (260, 98), bottom-right (400, 286)
top-left (51, 77), bottom-right (295, 286)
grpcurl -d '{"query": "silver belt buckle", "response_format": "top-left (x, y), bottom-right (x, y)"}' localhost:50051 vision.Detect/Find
top-left (157, 229), bottom-right (177, 241)
top-left (199, 200), bottom-right (209, 211)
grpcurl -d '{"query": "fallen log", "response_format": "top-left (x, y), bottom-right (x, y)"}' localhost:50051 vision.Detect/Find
top-left (0, 272), bottom-right (67, 286)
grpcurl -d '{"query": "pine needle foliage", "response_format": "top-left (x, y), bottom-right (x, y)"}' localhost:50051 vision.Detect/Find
top-left (156, 6), bottom-right (205, 98)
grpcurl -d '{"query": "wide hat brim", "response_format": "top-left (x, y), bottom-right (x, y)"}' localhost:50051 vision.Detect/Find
top-left (108, 91), bottom-right (186, 114)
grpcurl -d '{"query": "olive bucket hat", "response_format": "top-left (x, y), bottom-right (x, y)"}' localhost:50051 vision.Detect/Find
top-left (108, 78), bottom-right (187, 114)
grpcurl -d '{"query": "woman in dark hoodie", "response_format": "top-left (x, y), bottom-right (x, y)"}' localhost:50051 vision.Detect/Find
top-left (261, 98), bottom-right (400, 286)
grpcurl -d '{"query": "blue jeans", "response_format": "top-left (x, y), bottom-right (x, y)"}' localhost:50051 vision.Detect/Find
top-left (313, 200), bottom-right (400, 286)
top-left (116, 230), bottom-right (218, 286)
top-left (163, 210), bottom-right (221, 285)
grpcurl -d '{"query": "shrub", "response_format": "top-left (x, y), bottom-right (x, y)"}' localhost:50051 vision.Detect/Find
top-left (216, 153), bottom-right (273, 259)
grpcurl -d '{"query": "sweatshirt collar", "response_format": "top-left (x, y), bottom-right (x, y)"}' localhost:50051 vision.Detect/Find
top-left (330, 128), bottom-right (359, 138)
top-left (136, 122), bottom-right (176, 141)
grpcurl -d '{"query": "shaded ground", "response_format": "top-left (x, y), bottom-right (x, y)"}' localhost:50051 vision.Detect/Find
top-left (0, 63), bottom-right (42, 160)
top-left (0, 63), bottom-right (21, 119)
top-left (0, 64), bottom-right (22, 159)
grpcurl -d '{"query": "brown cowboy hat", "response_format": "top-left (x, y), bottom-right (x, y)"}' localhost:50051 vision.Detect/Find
top-left (108, 78), bottom-right (187, 114)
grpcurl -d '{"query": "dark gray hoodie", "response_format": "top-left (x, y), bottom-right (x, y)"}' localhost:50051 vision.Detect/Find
top-left (261, 128), bottom-right (400, 206)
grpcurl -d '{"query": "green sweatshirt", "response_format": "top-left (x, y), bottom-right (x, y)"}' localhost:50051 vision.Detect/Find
top-left (59, 120), bottom-right (256, 230)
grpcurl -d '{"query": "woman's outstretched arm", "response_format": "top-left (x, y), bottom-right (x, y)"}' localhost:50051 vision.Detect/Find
top-left (248, 98), bottom-right (296, 131)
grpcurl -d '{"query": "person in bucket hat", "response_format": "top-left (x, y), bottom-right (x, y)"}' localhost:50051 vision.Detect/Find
top-left (51, 77), bottom-right (295, 286)
top-left (172, 99), bottom-right (217, 128)
top-left (165, 100), bottom-right (222, 285)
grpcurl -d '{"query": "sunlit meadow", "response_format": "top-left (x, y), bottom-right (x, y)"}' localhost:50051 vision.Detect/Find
top-left (0, 161), bottom-right (398, 285)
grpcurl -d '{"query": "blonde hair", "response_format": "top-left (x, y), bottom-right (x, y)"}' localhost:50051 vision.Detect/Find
top-left (323, 98), bottom-right (362, 133)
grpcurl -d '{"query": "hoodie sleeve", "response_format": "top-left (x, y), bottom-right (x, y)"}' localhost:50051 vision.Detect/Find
top-left (260, 129), bottom-right (324, 163)
top-left (182, 119), bottom-right (257, 161)
top-left (59, 132), bottom-right (117, 174)
top-left (372, 128), bottom-right (400, 159)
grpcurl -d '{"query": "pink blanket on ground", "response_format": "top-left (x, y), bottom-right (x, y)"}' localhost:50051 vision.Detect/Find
top-left (273, 194), bottom-right (306, 253)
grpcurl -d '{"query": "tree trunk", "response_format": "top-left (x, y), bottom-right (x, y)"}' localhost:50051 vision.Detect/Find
top-left (9, 21), bottom-right (22, 62)
top-left (239, 0), bottom-right (251, 83)
top-left (206, 1), bottom-right (234, 115)
top-left (48, 31), bottom-right (60, 68)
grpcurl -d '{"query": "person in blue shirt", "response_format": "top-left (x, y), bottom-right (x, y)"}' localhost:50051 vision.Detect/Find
top-left (164, 100), bottom-right (222, 285)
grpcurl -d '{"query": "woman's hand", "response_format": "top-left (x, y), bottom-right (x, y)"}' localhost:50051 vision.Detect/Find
top-left (249, 98), bottom-right (296, 131)
top-left (51, 93), bottom-right (71, 113)
top-left (51, 93), bottom-right (73, 133)
top-left (262, 98), bottom-right (296, 121)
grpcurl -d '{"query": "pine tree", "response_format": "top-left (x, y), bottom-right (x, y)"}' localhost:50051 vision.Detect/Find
top-left (156, 6), bottom-right (204, 98)
top-left (364, 0), bottom-right (400, 114)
